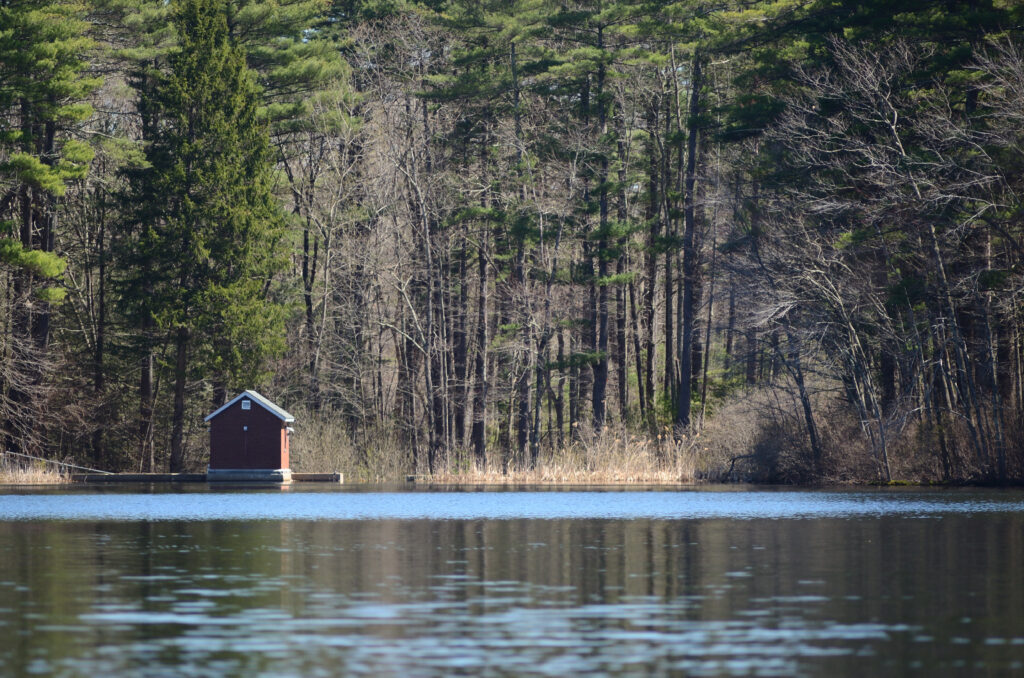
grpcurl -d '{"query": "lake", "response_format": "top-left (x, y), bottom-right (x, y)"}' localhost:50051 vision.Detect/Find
top-left (1, 485), bottom-right (1022, 677)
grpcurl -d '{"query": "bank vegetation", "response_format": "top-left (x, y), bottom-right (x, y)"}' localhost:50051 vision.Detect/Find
top-left (2, 0), bottom-right (1024, 484)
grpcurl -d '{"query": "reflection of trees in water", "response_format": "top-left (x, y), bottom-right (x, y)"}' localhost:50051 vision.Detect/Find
top-left (3, 512), bottom-right (1024, 674)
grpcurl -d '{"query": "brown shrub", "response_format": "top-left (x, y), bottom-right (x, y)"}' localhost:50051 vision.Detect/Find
top-left (288, 408), bottom-right (408, 481)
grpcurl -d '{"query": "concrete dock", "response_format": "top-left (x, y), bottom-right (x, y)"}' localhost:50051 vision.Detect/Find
top-left (71, 472), bottom-right (343, 483)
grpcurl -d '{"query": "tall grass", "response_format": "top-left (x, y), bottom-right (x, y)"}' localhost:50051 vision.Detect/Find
top-left (8, 412), bottom-right (700, 485)
top-left (430, 432), bottom-right (697, 484)
top-left (291, 407), bottom-right (699, 484)
top-left (0, 459), bottom-right (67, 484)
top-left (290, 385), bottom-right (1009, 485)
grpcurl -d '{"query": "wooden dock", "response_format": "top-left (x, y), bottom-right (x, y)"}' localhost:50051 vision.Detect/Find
top-left (71, 472), bottom-right (343, 483)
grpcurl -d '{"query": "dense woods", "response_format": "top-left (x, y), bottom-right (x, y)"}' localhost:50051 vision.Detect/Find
top-left (2, 0), bottom-right (1024, 482)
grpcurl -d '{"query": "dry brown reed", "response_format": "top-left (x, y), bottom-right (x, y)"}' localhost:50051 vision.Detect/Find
top-left (429, 431), bottom-right (698, 485)
top-left (0, 461), bottom-right (67, 484)
top-left (291, 383), bottom-right (1011, 485)
top-left (291, 407), bottom-right (700, 484)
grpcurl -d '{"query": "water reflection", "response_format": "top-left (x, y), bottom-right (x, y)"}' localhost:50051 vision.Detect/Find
top-left (0, 492), bottom-right (1023, 676)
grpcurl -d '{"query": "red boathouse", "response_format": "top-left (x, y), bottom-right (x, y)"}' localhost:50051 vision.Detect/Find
top-left (205, 390), bottom-right (294, 482)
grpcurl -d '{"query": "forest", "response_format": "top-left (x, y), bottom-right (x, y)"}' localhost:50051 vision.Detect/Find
top-left (2, 0), bottom-right (1024, 482)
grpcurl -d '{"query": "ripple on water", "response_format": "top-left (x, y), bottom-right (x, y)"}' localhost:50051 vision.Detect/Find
top-left (58, 608), bottom-right (912, 677)
top-left (2, 488), bottom-right (1022, 677)
top-left (1, 489), bottom-right (1024, 521)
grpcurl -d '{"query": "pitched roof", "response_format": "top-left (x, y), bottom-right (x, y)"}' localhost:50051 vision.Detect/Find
top-left (204, 390), bottom-right (295, 423)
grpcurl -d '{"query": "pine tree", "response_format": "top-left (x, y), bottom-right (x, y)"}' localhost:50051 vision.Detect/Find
top-left (0, 0), bottom-right (97, 453)
top-left (121, 0), bottom-right (287, 472)
top-left (98, 0), bottom-right (350, 466)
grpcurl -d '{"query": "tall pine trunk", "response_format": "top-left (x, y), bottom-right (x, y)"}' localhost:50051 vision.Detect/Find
top-left (453, 245), bottom-right (469, 447)
top-left (169, 328), bottom-right (189, 473)
top-left (643, 104), bottom-right (660, 426)
top-left (592, 28), bottom-right (609, 432)
top-left (471, 241), bottom-right (489, 467)
top-left (676, 54), bottom-right (703, 429)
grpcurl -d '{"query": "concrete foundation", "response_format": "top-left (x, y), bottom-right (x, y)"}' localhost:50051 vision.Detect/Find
top-left (71, 471), bottom-right (342, 483)
top-left (206, 468), bottom-right (293, 483)
top-left (71, 473), bottom-right (206, 483)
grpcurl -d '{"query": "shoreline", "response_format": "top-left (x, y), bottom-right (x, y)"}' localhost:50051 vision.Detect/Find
top-left (3, 472), bottom-right (1022, 489)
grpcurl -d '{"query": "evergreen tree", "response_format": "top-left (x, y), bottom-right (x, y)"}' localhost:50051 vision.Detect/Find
top-left (0, 0), bottom-right (97, 453)
top-left (98, 0), bottom-right (350, 467)
top-left (121, 0), bottom-right (287, 472)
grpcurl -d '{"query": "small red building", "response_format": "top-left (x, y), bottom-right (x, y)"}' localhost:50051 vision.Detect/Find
top-left (204, 390), bottom-right (294, 482)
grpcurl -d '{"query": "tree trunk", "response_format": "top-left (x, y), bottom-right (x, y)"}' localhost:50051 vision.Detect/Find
top-left (725, 284), bottom-right (736, 369)
top-left (698, 221), bottom-right (717, 428)
top-left (745, 329), bottom-right (758, 385)
top-left (614, 102), bottom-right (629, 425)
top-left (556, 329), bottom-right (566, 449)
top-left (879, 350), bottom-right (897, 411)
top-left (781, 330), bottom-right (822, 471)
top-left (629, 281), bottom-right (647, 421)
top-left (643, 103), bottom-right (660, 427)
top-left (663, 250), bottom-right (674, 408)
top-left (581, 245), bottom-right (595, 436)
top-left (516, 367), bottom-right (530, 466)
top-left (676, 54), bottom-right (703, 429)
top-left (453, 245), bottom-right (469, 447)
top-left (91, 190), bottom-right (107, 466)
top-left (139, 318), bottom-right (154, 472)
top-left (302, 220), bottom-right (320, 410)
top-left (30, 111), bottom-right (57, 354)
top-left (570, 323), bottom-right (581, 442)
top-left (169, 328), bottom-right (189, 473)
top-left (471, 241), bottom-right (488, 468)
top-left (6, 99), bottom-right (35, 455)
top-left (663, 86), bottom-right (676, 412)
top-left (592, 33), bottom-right (610, 433)
top-left (398, 318), bottom-right (420, 467)
top-left (514, 243), bottom-right (530, 464)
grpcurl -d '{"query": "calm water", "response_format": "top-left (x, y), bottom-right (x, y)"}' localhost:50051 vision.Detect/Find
top-left (1, 486), bottom-right (1023, 677)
